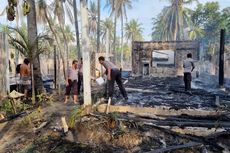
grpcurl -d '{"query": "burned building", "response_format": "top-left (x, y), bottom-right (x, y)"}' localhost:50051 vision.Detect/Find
top-left (132, 41), bottom-right (199, 77)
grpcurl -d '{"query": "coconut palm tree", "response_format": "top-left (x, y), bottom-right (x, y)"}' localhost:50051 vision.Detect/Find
top-left (106, 0), bottom-right (133, 67)
top-left (152, 0), bottom-right (197, 41)
top-left (80, 0), bottom-right (92, 105)
top-left (37, 0), bottom-right (67, 79)
top-left (52, 0), bottom-right (75, 70)
top-left (188, 24), bottom-right (204, 40)
top-left (105, 0), bottom-right (117, 62)
top-left (88, 1), bottom-right (97, 38)
top-left (101, 18), bottom-right (114, 59)
top-left (27, 0), bottom-right (44, 103)
top-left (125, 19), bottom-right (143, 43)
top-left (97, 0), bottom-right (101, 53)
top-left (101, 18), bottom-right (114, 47)
top-left (73, 0), bottom-right (81, 58)
top-left (57, 25), bottom-right (75, 60)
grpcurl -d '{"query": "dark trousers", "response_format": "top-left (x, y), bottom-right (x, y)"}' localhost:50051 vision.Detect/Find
top-left (184, 72), bottom-right (192, 91)
top-left (78, 74), bottom-right (83, 94)
top-left (108, 69), bottom-right (127, 98)
top-left (65, 79), bottom-right (78, 95)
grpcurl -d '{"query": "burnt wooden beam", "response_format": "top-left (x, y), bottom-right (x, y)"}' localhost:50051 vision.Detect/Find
top-left (97, 104), bottom-right (225, 117)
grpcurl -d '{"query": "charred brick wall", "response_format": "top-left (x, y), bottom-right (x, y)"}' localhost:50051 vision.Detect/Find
top-left (132, 41), bottom-right (199, 77)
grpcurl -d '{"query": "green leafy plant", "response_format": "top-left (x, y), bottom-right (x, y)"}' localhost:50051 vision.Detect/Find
top-left (0, 98), bottom-right (13, 115)
top-left (36, 93), bottom-right (53, 106)
top-left (68, 106), bottom-right (85, 129)
top-left (19, 107), bottom-right (42, 128)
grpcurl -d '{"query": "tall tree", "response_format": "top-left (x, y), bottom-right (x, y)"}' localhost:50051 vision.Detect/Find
top-left (73, 0), bottom-right (81, 58)
top-left (80, 0), bottom-right (92, 105)
top-left (97, 0), bottom-right (101, 53)
top-left (152, 0), bottom-right (197, 41)
top-left (37, 0), bottom-right (67, 79)
top-left (88, 1), bottom-right (98, 38)
top-left (101, 18), bottom-right (114, 51)
top-left (105, 0), bottom-right (117, 63)
top-left (125, 19), bottom-right (143, 43)
top-left (106, 0), bottom-right (133, 67)
top-left (27, 0), bottom-right (44, 103)
top-left (52, 0), bottom-right (74, 70)
top-left (113, 0), bottom-right (132, 67)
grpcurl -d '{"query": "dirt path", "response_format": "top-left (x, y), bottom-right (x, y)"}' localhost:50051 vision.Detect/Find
top-left (0, 98), bottom-right (79, 153)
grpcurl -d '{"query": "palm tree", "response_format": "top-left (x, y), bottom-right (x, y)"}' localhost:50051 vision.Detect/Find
top-left (125, 19), bottom-right (143, 43)
top-left (188, 24), bottom-right (204, 40)
top-left (57, 25), bottom-right (75, 60)
top-left (80, 0), bottom-right (92, 105)
top-left (101, 18), bottom-right (114, 52)
top-left (37, 0), bottom-right (67, 79)
top-left (73, 0), bottom-right (81, 58)
top-left (8, 26), bottom-right (50, 104)
top-left (97, 0), bottom-right (101, 53)
top-left (101, 18), bottom-right (114, 60)
top-left (52, 0), bottom-right (74, 70)
top-left (27, 0), bottom-right (44, 103)
top-left (152, 0), bottom-right (197, 41)
top-left (105, 0), bottom-right (117, 62)
top-left (106, 0), bottom-right (133, 68)
top-left (88, 1), bottom-right (98, 38)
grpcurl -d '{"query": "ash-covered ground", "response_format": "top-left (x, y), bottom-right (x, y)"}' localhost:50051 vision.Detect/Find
top-left (111, 75), bottom-right (230, 110)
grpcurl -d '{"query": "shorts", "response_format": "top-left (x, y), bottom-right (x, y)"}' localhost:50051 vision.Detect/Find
top-left (65, 79), bottom-right (78, 95)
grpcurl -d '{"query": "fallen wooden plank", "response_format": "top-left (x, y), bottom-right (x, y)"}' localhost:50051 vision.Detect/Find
top-left (97, 104), bottom-right (225, 117)
top-left (163, 126), bottom-right (226, 137)
top-left (145, 142), bottom-right (202, 153)
top-left (126, 88), bottom-right (157, 93)
top-left (116, 113), bottom-right (230, 128)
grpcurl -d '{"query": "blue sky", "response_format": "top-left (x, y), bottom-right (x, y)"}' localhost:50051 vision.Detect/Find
top-left (0, 0), bottom-right (229, 40)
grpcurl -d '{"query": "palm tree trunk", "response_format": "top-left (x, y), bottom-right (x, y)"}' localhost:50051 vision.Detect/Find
top-left (27, 0), bottom-right (43, 103)
top-left (73, 0), bottom-right (81, 58)
top-left (121, 13), bottom-right (124, 68)
top-left (113, 15), bottom-right (117, 63)
top-left (44, 12), bottom-right (67, 80)
top-left (60, 26), bottom-right (69, 69)
top-left (30, 63), bottom-right (35, 103)
top-left (106, 28), bottom-right (109, 60)
top-left (80, 0), bottom-right (92, 106)
top-left (97, 0), bottom-right (100, 53)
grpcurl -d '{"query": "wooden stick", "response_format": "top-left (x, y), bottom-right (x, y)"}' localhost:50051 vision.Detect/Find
top-left (61, 117), bottom-right (68, 133)
top-left (106, 97), bottom-right (111, 114)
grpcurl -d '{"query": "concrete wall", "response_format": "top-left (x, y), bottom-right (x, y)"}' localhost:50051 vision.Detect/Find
top-left (132, 41), bottom-right (199, 77)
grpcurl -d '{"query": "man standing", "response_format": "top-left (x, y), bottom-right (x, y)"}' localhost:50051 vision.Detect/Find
top-left (64, 60), bottom-right (79, 104)
top-left (183, 53), bottom-right (195, 94)
top-left (19, 58), bottom-right (30, 97)
top-left (98, 56), bottom-right (128, 101)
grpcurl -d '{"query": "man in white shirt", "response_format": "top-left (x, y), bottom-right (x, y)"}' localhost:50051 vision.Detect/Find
top-left (183, 53), bottom-right (195, 93)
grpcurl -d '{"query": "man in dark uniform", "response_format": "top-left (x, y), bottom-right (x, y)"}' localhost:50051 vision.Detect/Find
top-left (98, 56), bottom-right (128, 101)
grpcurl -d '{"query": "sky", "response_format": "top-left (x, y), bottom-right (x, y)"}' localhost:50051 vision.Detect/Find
top-left (0, 0), bottom-right (229, 41)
